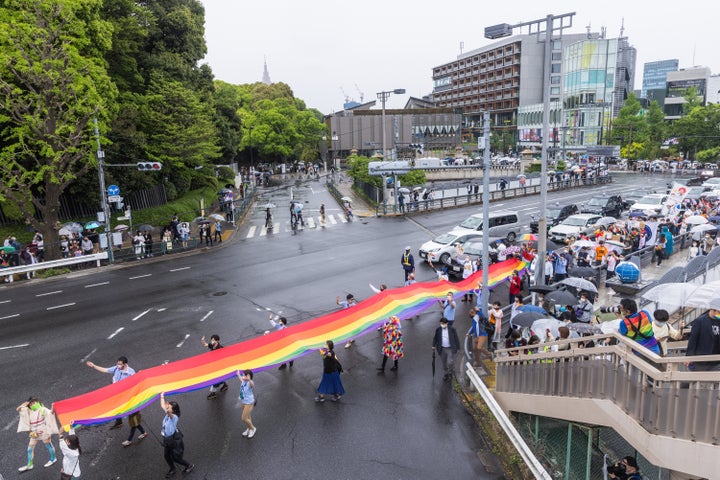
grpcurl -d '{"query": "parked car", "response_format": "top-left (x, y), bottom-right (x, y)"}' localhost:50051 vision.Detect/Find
top-left (580, 194), bottom-right (623, 217)
top-left (418, 230), bottom-right (484, 265)
top-left (530, 203), bottom-right (579, 233)
top-left (442, 240), bottom-right (498, 278)
top-left (623, 188), bottom-right (659, 209)
top-left (548, 214), bottom-right (602, 243)
top-left (701, 177), bottom-right (720, 189)
top-left (684, 186), bottom-right (713, 201)
top-left (454, 210), bottom-right (521, 243)
top-left (629, 193), bottom-right (668, 216)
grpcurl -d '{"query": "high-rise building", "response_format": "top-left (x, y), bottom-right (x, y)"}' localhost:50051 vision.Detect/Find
top-left (664, 66), bottom-right (711, 119)
top-left (641, 59), bottom-right (678, 106)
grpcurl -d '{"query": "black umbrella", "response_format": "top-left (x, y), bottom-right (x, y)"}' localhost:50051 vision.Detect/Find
top-left (529, 285), bottom-right (557, 294)
top-left (136, 224), bottom-right (154, 232)
top-left (545, 289), bottom-right (578, 306)
top-left (568, 266), bottom-right (597, 278)
top-left (431, 350), bottom-right (436, 377)
top-left (512, 311), bottom-right (548, 328)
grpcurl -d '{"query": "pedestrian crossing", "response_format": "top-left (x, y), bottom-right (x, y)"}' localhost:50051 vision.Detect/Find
top-left (244, 214), bottom-right (348, 238)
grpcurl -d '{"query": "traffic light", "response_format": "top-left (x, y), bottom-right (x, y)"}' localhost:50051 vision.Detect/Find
top-left (409, 143), bottom-right (424, 155)
top-left (137, 162), bottom-right (162, 171)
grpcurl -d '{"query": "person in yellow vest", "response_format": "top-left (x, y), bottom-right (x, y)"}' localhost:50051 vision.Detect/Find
top-left (401, 246), bottom-right (415, 282)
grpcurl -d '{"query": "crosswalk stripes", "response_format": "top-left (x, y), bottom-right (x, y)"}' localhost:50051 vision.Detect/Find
top-left (244, 214), bottom-right (346, 238)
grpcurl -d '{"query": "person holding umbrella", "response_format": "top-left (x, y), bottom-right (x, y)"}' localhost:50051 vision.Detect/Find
top-left (432, 317), bottom-right (460, 381)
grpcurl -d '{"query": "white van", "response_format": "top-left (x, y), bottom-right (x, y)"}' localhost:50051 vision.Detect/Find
top-left (454, 210), bottom-right (522, 242)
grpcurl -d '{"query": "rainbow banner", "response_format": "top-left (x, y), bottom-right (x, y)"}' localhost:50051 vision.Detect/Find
top-left (53, 257), bottom-right (527, 428)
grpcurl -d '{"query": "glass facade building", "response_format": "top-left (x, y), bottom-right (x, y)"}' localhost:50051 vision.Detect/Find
top-left (641, 59), bottom-right (678, 100)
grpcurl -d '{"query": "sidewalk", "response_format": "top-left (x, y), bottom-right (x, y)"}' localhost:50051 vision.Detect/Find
top-left (329, 177), bottom-right (375, 218)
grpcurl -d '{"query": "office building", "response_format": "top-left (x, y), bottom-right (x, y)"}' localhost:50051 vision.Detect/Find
top-left (641, 59), bottom-right (678, 106)
top-left (664, 66), bottom-right (712, 119)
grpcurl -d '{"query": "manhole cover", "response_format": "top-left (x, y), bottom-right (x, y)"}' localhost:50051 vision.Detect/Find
top-left (212, 291), bottom-right (227, 296)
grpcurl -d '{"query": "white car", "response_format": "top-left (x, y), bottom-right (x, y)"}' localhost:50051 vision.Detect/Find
top-left (629, 194), bottom-right (668, 216)
top-left (701, 177), bottom-right (720, 189)
top-left (548, 214), bottom-right (602, 243)
top-left (418, 230), bottom-right (484, 264)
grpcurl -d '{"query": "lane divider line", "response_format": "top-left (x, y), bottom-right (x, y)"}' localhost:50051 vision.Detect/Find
top-left (47, 303), bottom-right (76, 310)
top-left (0, 343), bottom-right (29, 351)
top-left (199, 311), bottom-right (213, 322)
top-left (176, 334), bottom-right (190, 348)
top-left (36, 290), bottom-right (62, 297)
top-left (129, 274), bottom-right (152, 280)
top-left (107, 327), bottom-right (124, 339)
top-left (132, 309), bottom-right (151, 321)
top-left (85, 282), bottom-right (110, 288)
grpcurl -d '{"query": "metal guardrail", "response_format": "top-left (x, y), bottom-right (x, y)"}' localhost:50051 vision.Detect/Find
top-left (1, 252), bottom-right (108, 281)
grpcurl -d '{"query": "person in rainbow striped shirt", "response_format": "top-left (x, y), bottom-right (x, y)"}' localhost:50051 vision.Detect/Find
top-left (617, 299), bottom-right (661, 355)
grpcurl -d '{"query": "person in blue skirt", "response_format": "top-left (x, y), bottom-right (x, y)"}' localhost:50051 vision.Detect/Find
top-left (314, 340), bottom-right (345, 402)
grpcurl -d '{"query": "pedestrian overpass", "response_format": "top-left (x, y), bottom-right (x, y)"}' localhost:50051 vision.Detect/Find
top-left (488, 333), bottom-right (719, 479)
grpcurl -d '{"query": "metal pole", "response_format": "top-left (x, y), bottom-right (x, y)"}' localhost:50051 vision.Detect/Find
top-left (535, 14), bottom-right (554, 286)
top-left (481, 112), bottom-right (490, 319)
top-left (381, 93), bottom-right (388, 214)
top-left (93, 118), bottom-right (113, 263)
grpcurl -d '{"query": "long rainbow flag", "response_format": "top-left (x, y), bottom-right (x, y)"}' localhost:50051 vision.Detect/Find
top-left (53, 257), bottom-right (527, 428)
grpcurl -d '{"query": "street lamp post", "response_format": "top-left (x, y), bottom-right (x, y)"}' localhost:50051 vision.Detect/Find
top-left (377, 88), bottom-right (405, 214)
top-left (485, 12), bottom-right (575, 285)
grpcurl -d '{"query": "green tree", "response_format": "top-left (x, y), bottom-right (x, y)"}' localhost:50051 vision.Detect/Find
top-left (609, 93), bottom-right (647, 163)
top-left (672, 103), bottom-right (720, 160)
top-left (641, 100), bottom-right (667, 160)
top-left (0, 0), bottom-right (117, 260)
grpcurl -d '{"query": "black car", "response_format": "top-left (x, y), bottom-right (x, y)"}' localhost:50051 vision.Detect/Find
top-left (580, 194), bottom-right (623, 217)
top-left (666, 177), bottom-right (705, 193)
top-left (530, 203), bottom-right (579, 233)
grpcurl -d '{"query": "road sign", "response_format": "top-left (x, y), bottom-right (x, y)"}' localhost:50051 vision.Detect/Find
top-left (107, 195), bottom-right (121, 202)
top-left (107, 184), bottom-right (120, 196)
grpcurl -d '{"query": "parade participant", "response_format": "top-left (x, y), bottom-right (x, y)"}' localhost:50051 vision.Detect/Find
top-left (404, 272), bottom-right (416, 286)
top-left (319, 203), bottom-right (326, 227)
top-left (16, 397), bottom-right (58, 472)
top-left (122, 411), bottom-right (148, 447)
top-left (574, 292), bottom-right (594, 323)
top-left (401, 246), bottom-right (415, 282)
top-left (594, 240), bottom-right (608, 266)
top-left (617, 299), bottom-right (661, 355)
top-left (58, 424), bottom-right (81, 479)
top-left (461, 256), bottom-right (475, 302)
top-left (201, 335), bottom-right (229, 399)
top-left (466, 307), bottom-right (491, 366)
top-left (269, 314), bottom-right (294, 369)
top-left (159, 393), bottom-right (194, 477)
top-left (86, 356), bottom-right (136, 429)
top-left (377, 316), bottom-right (404, 372)
top-left (685, 307), bottom-right (720, 371)
top-left (438, 291), bottom-right (456, 326)
top-left (652, 309), bottom-right (683, 356)
top-left (432, 317), bottom-right (460, 381)
top-left (315, 340), bottom-right (345, 402)
top-left (236, 369), bottom-right (257, 438)
top-left (488, 302), bottom-right (503, 350)
top-left (336, 294), bottom-right (358, 348)
top-left (508, 269), bottom-right (522, 305)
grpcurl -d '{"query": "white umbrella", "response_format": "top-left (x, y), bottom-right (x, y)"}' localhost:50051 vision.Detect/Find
top-left (517, 174), bottom-right (526, 179)
top-left (260, 203), bottom-right (276, 209)
top-left (531, 318), bottom-right (565, 339)
top-left (113, 224), bottom-right (130, 232)
top-left (685, 216), bottom-right (709, 225)
top-left (58, 227), bottom-right (72, 236)
top-left (641, 282), bottom-right (698, 307)
top-left (572, 240), bottom-right (596, 249)
top-left (398, 187), bottom-right (411, 194)
top-left (412, 186), bottom-right (423, 192)
top-left (209, 213), bottom-right (225, 221)
top-left (595, 216), bottom-right (617, 227)
top-left (341, 196), bottom-right (352, 202)
top-left (559, 277), bottom-right (598, 294)
top-left (691, 223), bottom-right (718, 241)
top-left (685, 280), bottom-right (720, 308)
top-left (599, 319), bottom-right (622, 334)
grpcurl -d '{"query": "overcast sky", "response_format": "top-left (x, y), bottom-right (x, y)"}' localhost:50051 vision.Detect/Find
top-left (199, 0), bottom-right (716, 115)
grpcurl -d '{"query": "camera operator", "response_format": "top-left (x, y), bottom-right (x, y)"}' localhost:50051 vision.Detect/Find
top-left (616, 299), bottom-right (661, 355)
top-left (607, 456), bottom-right (642, 479)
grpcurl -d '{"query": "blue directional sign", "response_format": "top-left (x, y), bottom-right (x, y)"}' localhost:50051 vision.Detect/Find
top-left (107, 184), bottom-right (120, 196)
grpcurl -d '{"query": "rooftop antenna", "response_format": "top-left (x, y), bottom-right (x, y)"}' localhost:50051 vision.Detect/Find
top-left (601, 26), bottom-right (606, 39)
top-left (619, 17), bottom-right (625, 38)
top-left (585, 23), bottom-right (591, 37)
top-left (460, 41), bottom-right (464, 55)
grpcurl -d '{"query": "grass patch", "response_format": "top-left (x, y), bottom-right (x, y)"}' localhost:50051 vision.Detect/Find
top-left (35, 268), bottom-right (72, 278)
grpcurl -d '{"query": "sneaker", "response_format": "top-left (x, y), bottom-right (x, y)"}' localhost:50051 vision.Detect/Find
top-left (344, 341), bottom-right (353, 349)
top-left (278, 363), bottom-right (287, 370)
top-left (220, 383), bottom-right (229, 392)
top-left (183, 464), bottom-right (195, 473)
top-left (247, 428), bottom-right (256, 438)
top-left (44, 459), bottom-right (57, 468)
top-left (109, 420), bottom-right (122, 430)
top-left (206, 392), bottom-right (217, 400)
top-left (137, 433), bottom-right (148, 440)
top-left (242, 428), bottom-right (250, 437)
top-left (18, 465), bottom-right (33, 472)
top-left (331, 395), bottom-right (341, 402)
top-left (165, 469), bottom-right (177, 478)
top-left (314, 396), bottom-right (325, 403)
top-left (122, 440), bottom-right (132, 447)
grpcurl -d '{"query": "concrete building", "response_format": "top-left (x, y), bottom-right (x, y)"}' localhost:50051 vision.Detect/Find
top-left (664, 66), bottom-right (712, 119)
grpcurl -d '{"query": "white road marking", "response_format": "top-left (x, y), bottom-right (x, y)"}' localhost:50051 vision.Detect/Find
top-left (307, 217), bottom-right (316, 229)
top-left (260, 226), bottom-right (268, 236)
top-left (0, 343), bottom-right (29, 351)
top-left (107, 327), bottom-right (124, 339)
top-left (129, 274), bottom-right (152, 280)
top-left (132, 309), bottom-right (151, 321)
top-left (3, 418), bottom-right (16, 431)
top-left (338, 214), bottom-right (347, 223)
top-left (169, 267), bottom-right (190, 272)
top-left (0, 313), bottom-right (19, 320)
top-left (85, 281), bottom-right (109, 288)
top-left (199, 310), bottom-right (213, 322)
top-left (0, 299), bottom-right (11, 304)
top-left (157, 308), bottom-right (167, 312)
top-left (176, 334), bottom-right (190, 347)
top-left (36, 290), bottom-right (62, 297)
top-left (256, 307), bottom-right (263, 311)
top-left (246, 226), bottom-right (257, 238)
top-left (47, 303), bottom-right (75, 310)
top-left (80, 348), bottom-right (97, 363)
top-left (328, 215), bottom-right (338, 225)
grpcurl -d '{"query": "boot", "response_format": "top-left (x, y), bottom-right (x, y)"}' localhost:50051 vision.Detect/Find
top-left (377, 355), bottom-right (388, 371)
top-left (390, 360), bottom-right (398, 371)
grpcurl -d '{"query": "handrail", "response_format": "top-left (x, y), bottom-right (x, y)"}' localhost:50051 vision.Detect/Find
top-left (493, 331), bottom-right (720, 446)
top-left (1, 251), bottom-right (108, 282)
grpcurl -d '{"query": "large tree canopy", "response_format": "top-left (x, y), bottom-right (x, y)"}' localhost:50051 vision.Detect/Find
top-left (0, 0), bottom-right (117, 259)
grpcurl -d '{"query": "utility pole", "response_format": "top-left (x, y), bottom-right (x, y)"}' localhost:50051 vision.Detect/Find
top-left (480, 112), bottom-right (490, 320)
top-left (93, 118), bottom-right (113, 263)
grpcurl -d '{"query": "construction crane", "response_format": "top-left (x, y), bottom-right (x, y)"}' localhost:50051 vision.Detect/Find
top-left (354, 84), bottom-right (364, 103)
top-left (340, 86), bottom-right (351, 104)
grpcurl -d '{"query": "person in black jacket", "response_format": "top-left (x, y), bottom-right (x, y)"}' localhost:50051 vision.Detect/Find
top-left (432, 317), bottom-right (460, 381)
top-left (201, 335), bottom-right (228, 399)
top-left (686, 309), bottom-right (720, 372)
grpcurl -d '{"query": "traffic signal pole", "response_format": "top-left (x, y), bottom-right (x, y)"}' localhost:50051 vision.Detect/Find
top-left (94, 118), bottom-right (113, 263)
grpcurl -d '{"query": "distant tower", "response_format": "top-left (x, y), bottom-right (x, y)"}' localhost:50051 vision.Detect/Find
top-left (262, 56), bottom-right (271, 85)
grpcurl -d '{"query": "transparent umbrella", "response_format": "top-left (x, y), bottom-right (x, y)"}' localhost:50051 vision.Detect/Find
top-left (685, 216), bottom-right (709, 226)
top-left (559, 277), bottom-right (598, 294)
top-left (641, 282), bottom-right (698, 307)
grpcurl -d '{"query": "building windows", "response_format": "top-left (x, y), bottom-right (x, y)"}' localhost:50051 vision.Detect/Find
top-left (551, 63), bottom-right (561, 74)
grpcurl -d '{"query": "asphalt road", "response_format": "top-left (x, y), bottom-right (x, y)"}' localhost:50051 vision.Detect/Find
top-left (0, 172), bottom-right (675, 479)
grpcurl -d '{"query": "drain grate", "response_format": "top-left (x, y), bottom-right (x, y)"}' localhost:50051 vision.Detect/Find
top-left (212, 291), bottom-right (227, 296)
